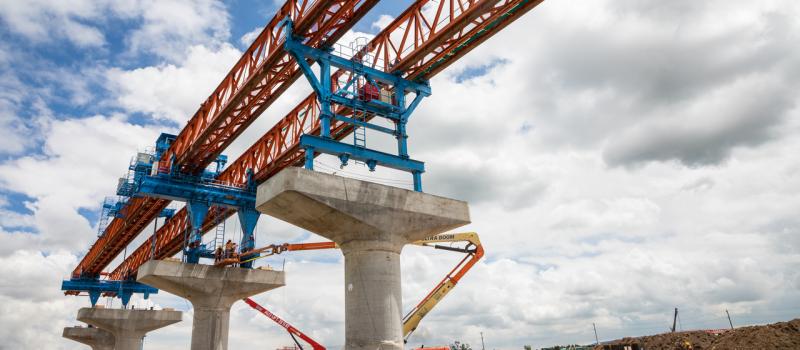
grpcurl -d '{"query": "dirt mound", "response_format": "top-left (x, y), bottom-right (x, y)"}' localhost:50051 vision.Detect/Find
top-left (711, 318), bottom-right (800, 350)
top-left (594, 318), bottom-right (800, 350)
top-left (595, 330), bottom-right (717, 350)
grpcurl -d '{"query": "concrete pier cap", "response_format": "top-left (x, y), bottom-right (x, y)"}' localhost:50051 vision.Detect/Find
top-left (63, 325), bottom-right (114, 350)
top-left (256, 167), bottom-right (471, 350)
top-left (77, 307), bottom-right (182, 350)
top-left (255, 167), bottom-right (471, 249)
top-left (137, 259), bottom-right (285, 350)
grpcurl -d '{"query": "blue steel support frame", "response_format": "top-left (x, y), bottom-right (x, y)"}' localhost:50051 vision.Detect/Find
top-left (136, 175), bottom-right (257, 209)
top-left (185, 201), bottom-right (211, 264)
top-left (237, 208), bottom-right (260, 268)
top-left (135, 174), bottom-right (259, 265)
top-left (283, 18), bottom-right (430, 192)
top-left (62, 279), bottom-right (157, 307)
top-left (123, 135), bottom-right (261, 266)
top-left (300, 135), bottom-right (424, 173)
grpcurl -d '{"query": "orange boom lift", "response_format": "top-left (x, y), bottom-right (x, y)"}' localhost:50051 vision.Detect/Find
top-left (240, 232), bottom-right (483, 348)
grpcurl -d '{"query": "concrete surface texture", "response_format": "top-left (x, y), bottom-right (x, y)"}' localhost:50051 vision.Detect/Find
top-left (137, 259), bottom-right (285, 350)
top-left (62, 325), bottom-right (115, 350)
top-left (256, 167), bottom-right (471, 350)
top-left (77, 307), bottom-right (182, 350)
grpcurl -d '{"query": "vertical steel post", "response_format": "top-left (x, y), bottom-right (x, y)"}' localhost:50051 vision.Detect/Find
top-left (304, 146), bottom-right (315, 170)
top-left (320, 60), bottom-right (332, 138)
top-left (412, 171), bottom-right (422, 192)
top-left (726, 309), bottom-right (734, 330)
top-left (237, 208), bottom-right (260, 268)
top-left (396, 87), bottom-right (409, 158)
top-left (671, 307), bottom-right (678, 333)
top-left (185, 201), bottom-right (211, 264)
top-left (150, 217), bottom-right (158, 260)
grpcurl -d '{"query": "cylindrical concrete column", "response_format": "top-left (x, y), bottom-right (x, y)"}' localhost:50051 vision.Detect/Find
top-left (342, 241), bottom-right (403, 350)
top-left (113, 331), bottom-right (147, 350)
top-left (137, 260), bottom-right (285, 350)
top-left (190, 299), bottom-right (234, 350)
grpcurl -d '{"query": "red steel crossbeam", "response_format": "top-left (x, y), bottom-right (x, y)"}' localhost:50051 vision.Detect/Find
top-left (108, 0), bottom-right (544, 281)
top-left (72, 0), bottom-right (378, 279)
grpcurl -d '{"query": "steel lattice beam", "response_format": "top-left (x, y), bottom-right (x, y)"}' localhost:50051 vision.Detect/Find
top-left (107, 0), bottom-right (545, 281)
top-left (72, 0), bottom-right (378, 279)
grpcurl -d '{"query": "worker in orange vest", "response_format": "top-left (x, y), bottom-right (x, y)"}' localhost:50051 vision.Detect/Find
top-left (214, 246), bottom-right (223, 263)
top-left (224, 240), bottom-right (233, 259)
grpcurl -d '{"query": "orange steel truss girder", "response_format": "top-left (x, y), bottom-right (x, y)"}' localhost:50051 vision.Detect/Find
top-left (108, 0), bottom-right (544, 281)
top-left (166, 0), bottom-right (377, 175)
top-left (74, 196), bottom-right (169, 278)
top-left (72, 0), bottom-right (378, 279)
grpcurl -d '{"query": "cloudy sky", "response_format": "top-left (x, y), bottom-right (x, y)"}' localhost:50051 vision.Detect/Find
top-left (1, 0), bottom-right (799, 349)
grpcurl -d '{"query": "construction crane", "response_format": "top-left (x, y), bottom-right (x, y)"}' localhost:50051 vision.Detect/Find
top-left (70, 0), bottom-right (381, 281)
top-left (236, 232), bottom-right (484, 345)
top-left (65, 0), bottom-right (544, 299)
top-left (105, 0), bottom-right (543, 283)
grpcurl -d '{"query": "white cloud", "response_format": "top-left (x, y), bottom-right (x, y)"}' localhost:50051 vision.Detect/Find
top-left (240, 27), bottom-right (263, 47)
top-left (107, 44), bottom-right (242, 124)
top-left (0, 115), bottom-right (158, 255)
top-left (603, 72), bottom-right (792, 167)
top-left (0, 50), bottom-right (36, 155)
top-left (0, 250), bottom-right (86, 349)
top-left (123, 0), bottom-right (231, 61)
top-left (0, 0), bottom-right (229, 58)
top-left (372, 14), bottom-right (394, 31)
top-left (0, 0), bottom-right (106, 47)
top-left (0, 114), bottom-right (33, 156)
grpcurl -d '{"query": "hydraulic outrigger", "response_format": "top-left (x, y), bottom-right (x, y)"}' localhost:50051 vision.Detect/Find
top-left (237, 232), bottom-right (484, 348)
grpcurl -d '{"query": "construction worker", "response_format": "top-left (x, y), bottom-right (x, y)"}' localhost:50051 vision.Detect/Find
top-left (214, 246), bottom-right (223, 263)
top-left (224, 239), bottom-right (233, 259)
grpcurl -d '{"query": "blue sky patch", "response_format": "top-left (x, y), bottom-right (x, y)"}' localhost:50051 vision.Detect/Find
top-left (454, 58), bottom-right (510, 83)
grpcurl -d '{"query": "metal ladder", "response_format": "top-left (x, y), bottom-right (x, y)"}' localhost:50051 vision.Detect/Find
top-left (213, 213), bottom-right (226, 249)
top-left (351, 39), bottom-right (368, 152)
top-left (353, 109), bottom-right (367, 149)
top-left (97, 198), bottom-right (112, 236)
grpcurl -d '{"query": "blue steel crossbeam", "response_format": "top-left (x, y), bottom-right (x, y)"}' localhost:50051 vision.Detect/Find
top-left (301, 134), bottom-right (424, 179)
top-left (135, 175), bottom-right (255, 209)
top-left (282, 18), bottom-right (430, 191)
top-left (61, 279), bottom-right (157, 307)
top-left (117, 133), bottom-right (260, 267)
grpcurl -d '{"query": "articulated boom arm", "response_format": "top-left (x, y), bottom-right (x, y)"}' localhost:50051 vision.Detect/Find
top-left (243, 297), bottom-right (326, 350)
top-left (237, 232), bottom-right (483, 343)
top-left (108, 0), bottom-right (542, 282)
top-left (403, 232), bottom-right (484, 341)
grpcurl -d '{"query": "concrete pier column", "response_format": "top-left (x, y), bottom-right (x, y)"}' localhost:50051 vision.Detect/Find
top-left (63, 325), bottom-right (114, 350)
top-left (77, 307), bottom-right (182, 350)
top-left (137, 259), bottom-right (285, 350)
top-left (256, 167), bottom-right (470, 350)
